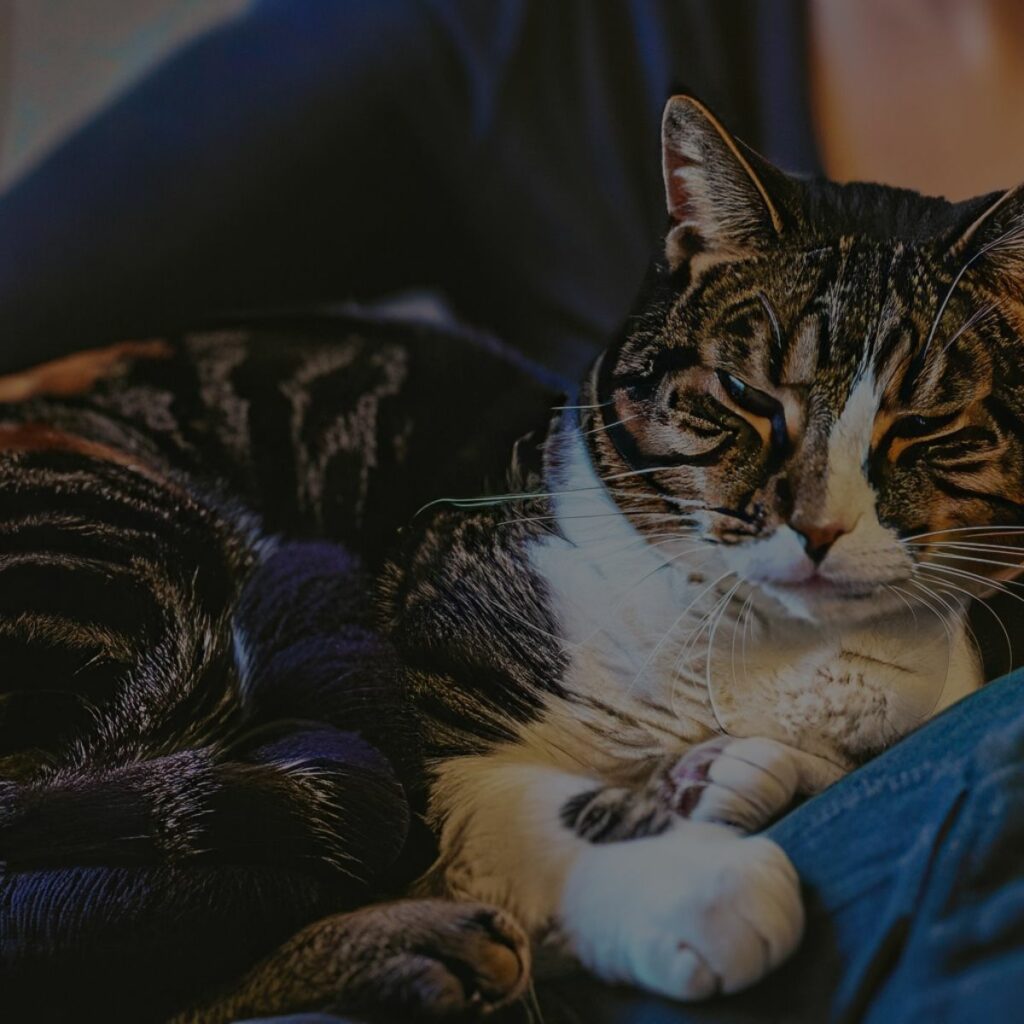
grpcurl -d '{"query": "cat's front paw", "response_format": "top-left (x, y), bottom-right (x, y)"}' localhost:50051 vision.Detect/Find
top-left (665, 736), bottom-right (844, 832)
top-left (561, 824), bottom-right (802, 1000)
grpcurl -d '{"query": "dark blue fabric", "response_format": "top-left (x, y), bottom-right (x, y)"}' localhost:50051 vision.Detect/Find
top-left (0, 0), bottom-right (812, 378)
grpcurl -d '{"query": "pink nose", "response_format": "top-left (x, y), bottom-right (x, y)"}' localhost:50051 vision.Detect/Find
top-left (791, 522), bottom-right (847, 565)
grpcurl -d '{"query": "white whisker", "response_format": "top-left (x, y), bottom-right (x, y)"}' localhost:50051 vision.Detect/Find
top-left (580, 413), bottom-right (642, 437)
top-left (628, 570), bottom-right (735, 697)
top-left (920, 550), bottom-right (1024, 574)
top-left (904, 524), bottom-right (1024, 542)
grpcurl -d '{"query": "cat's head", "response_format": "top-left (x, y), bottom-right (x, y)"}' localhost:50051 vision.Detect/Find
top-left (585, 95), bottom-right (1024, 626)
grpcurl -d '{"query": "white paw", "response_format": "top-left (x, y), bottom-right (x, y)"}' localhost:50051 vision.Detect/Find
top-left (666, 736), bottom-right (844, 832)
top-left (561, 823), bottom-right (803, 1000)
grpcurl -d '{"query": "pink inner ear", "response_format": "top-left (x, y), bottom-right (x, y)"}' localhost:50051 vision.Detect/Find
top-left (665, 150), bottom-right (699, 223)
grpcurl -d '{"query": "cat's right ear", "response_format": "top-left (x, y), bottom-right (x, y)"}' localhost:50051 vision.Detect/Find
top-left (662, 96), bottom-right (786, 270)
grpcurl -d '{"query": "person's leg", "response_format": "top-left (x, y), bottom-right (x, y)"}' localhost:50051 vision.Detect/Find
top-left (0, 1), bottom-right (766, 378)
top-left (530, 670), bottom-right (1024, 1024)
top-left (858, 715), bottom-right (1024, 1023)
top-left (0, 0), bottom-right (463, 369)
top-left (0, 0), bottom-right (660, 376)
top-left (765, 669), bottom-right (1024, 1022)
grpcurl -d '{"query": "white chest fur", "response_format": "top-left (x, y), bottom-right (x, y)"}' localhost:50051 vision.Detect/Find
top-left (527, 423), bottom-right (981, 772)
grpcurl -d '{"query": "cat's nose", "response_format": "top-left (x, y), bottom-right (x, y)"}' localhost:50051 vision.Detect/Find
top-left (791, 522), bottom-right (847, 565)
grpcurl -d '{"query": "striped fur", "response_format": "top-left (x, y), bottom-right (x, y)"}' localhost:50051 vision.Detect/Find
top-left (0, 318), bottom-right (553, 1021)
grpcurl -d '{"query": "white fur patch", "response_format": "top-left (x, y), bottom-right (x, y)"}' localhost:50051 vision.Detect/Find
top-left (823, 370), bottom-right (879, 527)
top-left (561, 823), bottom-right (803, 998)
top-left (425, 415), bottom-right (982, 1001)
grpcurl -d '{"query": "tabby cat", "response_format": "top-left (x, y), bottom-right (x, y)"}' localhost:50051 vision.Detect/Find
top-left (4, 95), bottom-right (1024, 1022)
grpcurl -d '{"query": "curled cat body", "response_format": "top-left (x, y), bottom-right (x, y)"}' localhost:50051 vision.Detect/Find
top-left (5, 95), bottom-right (1024, 1021)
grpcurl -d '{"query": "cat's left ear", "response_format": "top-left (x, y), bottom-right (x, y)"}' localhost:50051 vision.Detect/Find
top-left (949, 182), bottom-right (1024, 282)
top-left (662, 95), bottom-right (788, 270)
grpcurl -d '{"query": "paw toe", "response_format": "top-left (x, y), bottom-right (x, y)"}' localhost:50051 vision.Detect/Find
top-left (672, 944), bottom-right (718, 1000)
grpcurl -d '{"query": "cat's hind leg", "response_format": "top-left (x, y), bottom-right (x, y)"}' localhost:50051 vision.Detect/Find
top-left (172, 898), bottom-right (530, 1023)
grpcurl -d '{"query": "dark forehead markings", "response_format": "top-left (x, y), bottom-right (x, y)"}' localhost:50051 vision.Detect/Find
top-left (667, 240), bottom-right (1003, 419)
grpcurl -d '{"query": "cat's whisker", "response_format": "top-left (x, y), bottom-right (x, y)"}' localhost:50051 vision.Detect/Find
top-left (919, 580), bottom-right (977, 647)
top-left (628, 569), bottom-right (736, 698)
top-left (940, 300), bottom-right (998, 355)
top-left (551, 401), bottom-right (614, 411)
top-left (915, 561), bottom-right (1024, 606)
top-left (902, 581), bottom-right (966, 719)
top-left (521, 979), bottom-right (548, 1024)
top-left (701, 578), bottom-right (745, 734)
top-left (666, 587), bottom-right (730, 726)
top-left (904, 524), bottom-right (1024, 542)
top-left (730, 589), bottom-right (756, 701)
top-left (616, 539), bottom-right (717, 592)
top-left (916, 218), bottom-right (1024, 370)
top-left (580, 412), bottom-right (642, 437)
top-left (414, 479), bottom-right (687, 518)
top-left (583, 530), bottom-right (702, 563)
top-left (571, 544), bottom-right (721, 652)
top-left (918, 550), bottom-right (1024, 574)
top-left (888, 580), bottom-right (962, 675)
top-left (902, 580), bottom-right (956, 675)
top-left (885, 583), bottom-right (919, 626)
top-left (920, 573), bottom-right (1014, 676)
top-left (493, 510), bottom-right (694, 528)
top-left (599, 465), bottom-right (696, 484)
top-left (587, 534), bottom-right (707, 573)
top-left (917, 536), bottom-right (1024, 552)
top-left (740, 585), bottom-right (760, 692)
top-left (665, 574), bottom-right (741, 724)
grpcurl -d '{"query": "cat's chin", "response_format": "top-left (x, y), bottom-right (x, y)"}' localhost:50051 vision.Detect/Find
top-left (753, 578), bottom-right (905, 626)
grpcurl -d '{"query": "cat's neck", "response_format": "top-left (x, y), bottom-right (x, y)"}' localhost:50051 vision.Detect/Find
top-left (528, 415), bottom-right (979, 767)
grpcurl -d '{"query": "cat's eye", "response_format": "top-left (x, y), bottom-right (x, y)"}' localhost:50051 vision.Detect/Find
top-left (890, 411), bottom-right (960, 439)
top-left (715, 371), bottom-right (787, 451)
top-left (716, 371), bottom-right (778, 418)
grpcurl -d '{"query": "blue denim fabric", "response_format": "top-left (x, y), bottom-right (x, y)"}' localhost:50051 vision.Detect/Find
top-left (239, 670), bottom-right (1024, 1023)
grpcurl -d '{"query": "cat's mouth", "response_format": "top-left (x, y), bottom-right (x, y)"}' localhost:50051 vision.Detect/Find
top-left (752, 574), bottom-right (891, 624)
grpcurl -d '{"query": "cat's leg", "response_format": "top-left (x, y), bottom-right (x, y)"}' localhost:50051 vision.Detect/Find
top-left (428, 751), bottom-right (805, 1001)
top-left (1, 726), bottom-right (407, 877)
top-left (172, 898), bottom-right (530, 1024)
top-left (665, 736), bottom-right (846, 832)
top-left (0, 726), bottom-right (414, 1019)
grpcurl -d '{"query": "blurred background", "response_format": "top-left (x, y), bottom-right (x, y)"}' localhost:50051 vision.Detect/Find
top-left (2, 1), bottom-right (1023, 379)
top-left (0, 0), bottom-right (248, 189)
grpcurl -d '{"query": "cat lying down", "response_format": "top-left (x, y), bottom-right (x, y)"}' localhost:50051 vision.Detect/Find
top-left (4, 93), bottom-right (1021, 1021)
top-left (185, 94), bottom-right (1016, 1020)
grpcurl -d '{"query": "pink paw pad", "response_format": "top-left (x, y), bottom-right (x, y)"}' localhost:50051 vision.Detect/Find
top-left (664, 738), bottom-right (731, 817)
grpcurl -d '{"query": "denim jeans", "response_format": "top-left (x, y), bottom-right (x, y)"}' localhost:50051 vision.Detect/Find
top-left (239, 667), bottom-right (1024, 1024)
